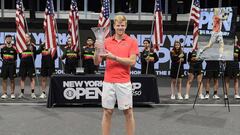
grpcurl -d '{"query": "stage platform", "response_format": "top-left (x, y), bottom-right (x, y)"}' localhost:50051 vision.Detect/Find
top-left (0, 77), bottom-right (239, 105)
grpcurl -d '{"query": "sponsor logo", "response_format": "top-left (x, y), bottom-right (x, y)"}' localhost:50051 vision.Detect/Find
top-left (62, 81), bottom-right (143, 100)
top-left (63, 87), bottom-right (102, 100)
top-left (63, 80), bottom-right (103, 100)
top-left (132, 82), bottom-right (142, 96)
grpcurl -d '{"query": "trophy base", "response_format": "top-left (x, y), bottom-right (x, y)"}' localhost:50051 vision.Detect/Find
top-left (76, 67), bottom-right (85, 75)
top-left (96, 49), bottom-right (107, 56)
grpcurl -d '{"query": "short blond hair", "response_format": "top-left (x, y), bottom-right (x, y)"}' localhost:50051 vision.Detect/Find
top-left (114, 15), bottom-right (127, 25)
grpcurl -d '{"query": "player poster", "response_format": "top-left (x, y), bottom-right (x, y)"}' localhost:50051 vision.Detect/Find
top-left (197, 7), bottom-right (237, 60)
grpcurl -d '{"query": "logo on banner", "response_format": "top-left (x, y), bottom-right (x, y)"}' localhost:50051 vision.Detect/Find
top-left (62, 81), bottom-right (143, 100)
top-left (132, 82), bottom-right (142, 96)
top-left (64, 87), bottom-right (102, 100)
top-left (199, 7), bottom-right (233, 36)
top-left (63, 80), bottom-right (102, 100)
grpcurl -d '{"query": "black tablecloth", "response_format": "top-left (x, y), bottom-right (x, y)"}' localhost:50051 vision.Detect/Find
top-left (47, 74), bottom-right (160, 107)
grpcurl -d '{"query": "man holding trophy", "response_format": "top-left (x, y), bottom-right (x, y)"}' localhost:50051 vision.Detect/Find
top-left (93, 15), bottom-right (139, 135)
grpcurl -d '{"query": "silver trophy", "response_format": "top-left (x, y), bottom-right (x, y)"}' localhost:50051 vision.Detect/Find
top-left (91, 27), bottom-right (107, 55)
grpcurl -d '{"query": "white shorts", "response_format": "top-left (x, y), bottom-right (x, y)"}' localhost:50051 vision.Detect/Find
top-left (102, 81), bottom-right (133, 110)
top-left (210, 31), bottom-right (224, 44)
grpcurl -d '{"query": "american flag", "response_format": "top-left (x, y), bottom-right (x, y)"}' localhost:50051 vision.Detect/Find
top-left (190, 0), bottom-right (200, 50)
top-left (44, 0), bottom-right (57, 58)
top-left (98, 0), bottom-right (111, 37)
top-left (68, 0), bottom-right (79, 51)
top-left (16, 0), bottom-right (27, 53)
top-left (153, 0), bottom-right (163, 51)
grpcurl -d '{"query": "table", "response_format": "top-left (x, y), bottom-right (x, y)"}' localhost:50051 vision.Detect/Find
top-left (47, 74), bottom-right (160, 107)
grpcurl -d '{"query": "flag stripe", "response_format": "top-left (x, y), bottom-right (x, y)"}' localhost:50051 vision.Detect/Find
top-left (44, 0), bottom-right (57, 58)
top-left (68, 0), bottom-right (79, 51)
top-left (153, 0), bottom-right (163, 51)
top-left (190, 0), bottom-right (200, 50)
top-left (98, 0), bottom-right (111, 38)
top-left (16, 37), bottom-right (25, 52)
top-left (16, 0), bottom-right (27, 53)
top-left (17, 30), bottom-right (25, 46)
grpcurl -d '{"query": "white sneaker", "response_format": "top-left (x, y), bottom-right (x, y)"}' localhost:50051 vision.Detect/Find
top-left (31, 93), bottom-right (37, 99)
top-left (1, 94), bottom-right (8, 99)
top-left (213, 94), bottom-right (220, 100)
top-left (234, 94), bottom-right (240, 99)
top-left (177, 94), bottom-right (183, 100)
top-left (18, 93), bottom-right (24, 98)
top-left (199, 94), bottom-right (205, 100)
top-left (205, 94), bottom-right (209, 99)
top-left (171, 95), bottom-right (175, 100)
top-left (39, 93), bottom-right (47, 99)
top-left (218, 55), bottom-right (225, 60)
top-left (10, 94), bottom-right (15, 99)
top-left (184, 94), bottom-right (189, 100)
top-left (224, 94), bottom-right (228, 99)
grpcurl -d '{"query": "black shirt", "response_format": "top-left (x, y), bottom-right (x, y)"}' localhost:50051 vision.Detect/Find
top-left (170, 50), bottom-right (186, 66)
top-left (226, 45), bottom-right (240, 68)
top-left (205, 61), bottom-right (219, 71)
top-left (19, 43), bottom-right (37, 64)
top-left (140, 49), bottom-right (159, 74)
top-left (188, 50), bottom-right (202, 70)
top-left (62, 46), bottom-right (80, 66)
top-left (0, 44), bottom-right (17, 64)
top-left (36, 44), bottom-right (57, 68)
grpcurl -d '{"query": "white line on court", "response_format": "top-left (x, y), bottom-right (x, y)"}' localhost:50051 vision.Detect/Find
top-left (152, 104), bottom-right (240, 107)
top-left (0, 103), bottom-right (46, 106)
top-left (0, 103), bottom-right (239, 107)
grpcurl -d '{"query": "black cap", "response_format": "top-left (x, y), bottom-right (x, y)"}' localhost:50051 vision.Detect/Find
top-left (5, 35), bottom-right (12, 39)
top-left (87, 37), bottom-right (94, 40)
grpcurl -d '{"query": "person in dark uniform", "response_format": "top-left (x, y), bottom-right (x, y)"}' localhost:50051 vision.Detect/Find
top-left (0, 35), bottom-right (17, 99)
top-left (36, 43), bottom-right (57, 98)
top-left (61, 37), bottom-right (80, 74)
top-left (185, 50), bottom-right (205, 100)
top-left (82, 37), bottom-right (96, 74)
top-left (170, 40), bottom-right (186, 100)
top-left (204, 61), bottom-right (220, 99)
top-left (18, 34), bottom-right (37, 99)
top-left (224, 37), bottom-right (240, 99)
top-left (140, 39), bottom-right (159, 75)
